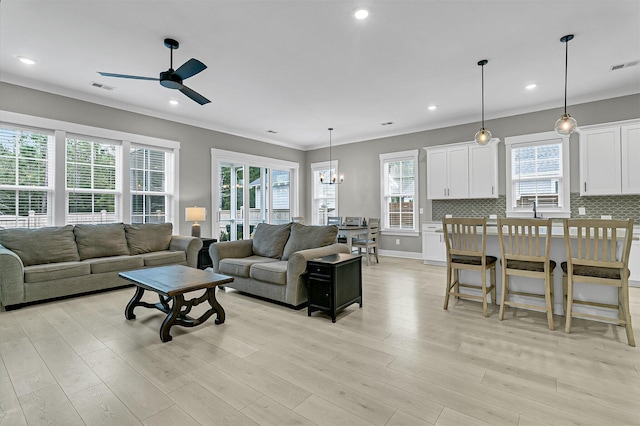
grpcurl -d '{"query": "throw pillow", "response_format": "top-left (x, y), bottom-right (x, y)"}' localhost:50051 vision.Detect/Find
top-left (124, 223), bottom-right (173, 255)
top-left (252, 223), bottom-right (292, 259)
top-left (0, 225), bottom-right (80, 266)
top-left (281, 223), bottom-right (338, 260)
top-left (74, 223), bottom-right (129, 260)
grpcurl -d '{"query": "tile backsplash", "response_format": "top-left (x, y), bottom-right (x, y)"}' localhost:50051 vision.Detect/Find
top-left (432, 194), bottom-right (640, 222)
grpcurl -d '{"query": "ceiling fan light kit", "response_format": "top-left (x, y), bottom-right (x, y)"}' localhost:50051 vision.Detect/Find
top-left (554, 34), bottom-right (577, 135)
top-left (98, 38), bottom-right (211, 105)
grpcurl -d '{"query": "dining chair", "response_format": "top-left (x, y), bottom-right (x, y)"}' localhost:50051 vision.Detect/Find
top-left (498, 218), bottom-right (556, 330)
top-left (562, 218), bottom-right (635, 346)
top-left (292, 216), bottom-right (304, 224)
top-left (327, 216), bottom-right (342, 226)
top-left (352, 218), bottom-right (380, 266)
top-left (443, 217), bottom-right (497, 317)
top-left (345, 216), bottom-right (363, 226)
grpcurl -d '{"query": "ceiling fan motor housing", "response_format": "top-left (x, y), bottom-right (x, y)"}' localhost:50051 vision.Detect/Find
top-left (160, 71), bottom-right (182, 89)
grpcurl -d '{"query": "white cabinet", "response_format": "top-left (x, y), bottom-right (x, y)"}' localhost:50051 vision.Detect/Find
top-left (422, 223), bottom-right (447, 265)
top-left (579, 121), bottom-right (640, 196)
top-left (469, 143), bottom-right (499, 198)
top-left (426, 146), bottom-right (468, 199)
top-left (630, 238), bottom-right (640, 288)
top-left (425, 140), bottom-right (499, 200)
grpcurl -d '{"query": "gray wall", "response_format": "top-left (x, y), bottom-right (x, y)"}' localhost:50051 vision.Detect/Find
top-left (2, 82), bottom-right (638, 254)
top-left (0, 82), bottom-right (306, 239)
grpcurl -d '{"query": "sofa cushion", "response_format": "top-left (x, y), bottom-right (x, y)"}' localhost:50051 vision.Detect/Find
top-left (24, 262), bottom-right (90, 284)
top-left (252, 223), bottom-right (291, 259)
top-left (0, 225), bottom-right (80, 266)
top-left (88, 255), bottom-right (144, 274)
top-left (282, 224), bottom-right (339, 260)
top-left (142, 250), bottom-right (186, 267)
top-left (250, 261), bottom-right (288, 285)
top-left (219, 256), bottom-right (278, 278)
top-left (74, 223), bottom-right (129, 260)
top-left (124, 223), bottom-right (173, 255)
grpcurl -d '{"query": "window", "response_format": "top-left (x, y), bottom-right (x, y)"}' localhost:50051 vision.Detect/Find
top-left (505, 131), bottom-right (570, 218)
top-left (66, 135), bottom-right (121, 224)
top-left (0, 126), bottom-right (54, 228)
top-left (2, 112), bottom-right (180, 230)
top-left (311, 161), bottom-right (337, 225)
top-left (130, 147), bottom-right (173, 224)
top-left (380, 150), bottom-right (419, 235)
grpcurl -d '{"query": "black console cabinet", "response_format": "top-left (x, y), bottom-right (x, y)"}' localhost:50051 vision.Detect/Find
top-left (306, 253), bottom-right (362, 322)
top-left (198, 238), bottom-right (217, 269)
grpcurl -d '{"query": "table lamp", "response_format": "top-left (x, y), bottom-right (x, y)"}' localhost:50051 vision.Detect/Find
top-left (185, 206), bottom-right (206, 238)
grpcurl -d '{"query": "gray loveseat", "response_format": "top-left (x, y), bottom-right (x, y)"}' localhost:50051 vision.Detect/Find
top-left (209, 222), bottom-right (349, 308)
top-left (0, 223), bottom-right (202, 309)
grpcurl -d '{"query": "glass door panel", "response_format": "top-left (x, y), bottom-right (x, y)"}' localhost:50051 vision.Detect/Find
top-left (217, 163), bottom-right (245, 241)
top-left (272, 169), bottom-right (290, 224)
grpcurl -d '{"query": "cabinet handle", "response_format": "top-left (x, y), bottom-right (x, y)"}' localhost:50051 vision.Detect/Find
top-left (491, 186), bottom-right (494, 195)
top-left (584, 182), bottom-right (586, 192)
top-left (444, 188), bottom-right (446, 196)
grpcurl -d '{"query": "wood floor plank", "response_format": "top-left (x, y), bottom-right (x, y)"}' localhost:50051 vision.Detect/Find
top-left (68, 382), bottom-right (142, 426)
top-left (42, 306), bottom-right (107, 355)
top-left (188, 361), bottom-right (263, 410)
top-left (293, 394), bottom-right (372, 426)
top-left (117, 347), bottom-right (193, 394)
top-left (384, 409), bottom-right (432, 426)
top-left (0, 336), bottom-right (57, 397)
top-left (142, 404), bottom-right (201, 426)
top-left (18, 384), bottom-right (84, 426)
top-left (435, 407), bottom-right (492, 426)
top-left (242, 396), bottom-right (316, 426)
top-left (0, 375), bottom-right (28, 426)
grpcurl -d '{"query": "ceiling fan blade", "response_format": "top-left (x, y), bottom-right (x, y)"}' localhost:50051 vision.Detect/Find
top-left (179, 85), bottom-right (211, 105)
top-left (98, 72), bottom-right (158, 81)
top-left (174, 58), bottom-right (207, 80)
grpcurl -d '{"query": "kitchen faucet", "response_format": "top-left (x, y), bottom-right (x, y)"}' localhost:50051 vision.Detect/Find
top-left (532, 201), bottom-right (542, 218)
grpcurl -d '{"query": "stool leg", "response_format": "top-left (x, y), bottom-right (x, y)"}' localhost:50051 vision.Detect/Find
top-left (621, 279), bottom-right (635, 347)
top-left (545, 269), bottom-right (554, 331)
top-left (490, 267), bottom-right (496, 305)
top-left (499, 270), bottom-right (508, 321)
top-left (562, 273), bottom-right (568, 317)
top-left (482, 267), bottom-right (488, 318)
top-left (444, 264), bottom-right (452, 310)
top-left (565, 274), bottom-right (574, 333)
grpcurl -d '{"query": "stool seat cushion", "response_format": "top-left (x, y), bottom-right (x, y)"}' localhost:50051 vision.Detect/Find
top-left (451, 255), bottom-right (497, 266)
top-left (505, 259), bottom-right (556, 272)
top-left (560, 261), bottom-right (626, 280)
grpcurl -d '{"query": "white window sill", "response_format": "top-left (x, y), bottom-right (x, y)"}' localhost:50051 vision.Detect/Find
top-left (381, 230), bottom-right (420, 237)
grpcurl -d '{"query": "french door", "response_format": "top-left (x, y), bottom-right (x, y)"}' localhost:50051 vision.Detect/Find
top-left (212, 149), bottom-right (298, 242)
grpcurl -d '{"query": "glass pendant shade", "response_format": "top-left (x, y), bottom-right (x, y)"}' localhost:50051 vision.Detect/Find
top-left (554, 113), bottom-right (577, 135)
top-left (474, 128), bottom-right (492, 146)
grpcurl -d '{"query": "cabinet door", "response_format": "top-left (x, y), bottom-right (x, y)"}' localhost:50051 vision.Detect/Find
top-left (580, 128), bottom-right (621, 195)
top-left (469, 143), bottom-right (498, 198)
top-left (446, 146), bottom-right (469, 199)
top-left (427, 148), bottom-right (448, 199)
top-left (423, 231), bottom-right (447, 263)
top-left (629, 241), bottom-right (640, 286)
top-left (621, 124), bottom-right (640, 195)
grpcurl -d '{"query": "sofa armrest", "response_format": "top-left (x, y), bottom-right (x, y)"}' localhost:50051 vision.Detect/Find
top-left (169, 236), bottom-right (203, 268)
top-left (286, 243), bottom-right (350, 301)
top-left (0, 245), bottom-right (25, 307)
top-left (209, 240), bottom-right (254, 273)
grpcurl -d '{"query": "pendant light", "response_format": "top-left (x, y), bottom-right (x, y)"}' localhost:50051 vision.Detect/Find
top-left (319, 128), bottom-right (344, 185)
top-left (474, 59), bottom-right (492, 146)
top-left (554, 34), bottom-right (577, 135)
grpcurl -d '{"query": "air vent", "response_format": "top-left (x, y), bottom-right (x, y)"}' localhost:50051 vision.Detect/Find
top-left (380, 121), bottom-right (394, 126)
top-left (266, 130), bottom-right (278, 134)
top-left (90, 81), bottom-right (115, 91)
top-left (610, 60), bottom-right (639, 71)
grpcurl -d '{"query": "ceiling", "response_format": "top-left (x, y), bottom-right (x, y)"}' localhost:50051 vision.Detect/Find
top-left (1, 1), bottom-right (639, 150)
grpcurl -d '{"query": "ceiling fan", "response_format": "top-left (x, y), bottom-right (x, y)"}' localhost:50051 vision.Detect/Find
top-left (98, 38), bottom-right (211, 105)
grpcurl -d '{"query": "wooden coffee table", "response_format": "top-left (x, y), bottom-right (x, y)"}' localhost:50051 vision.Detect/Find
top-left (119, 265), bottom-right (233, 342)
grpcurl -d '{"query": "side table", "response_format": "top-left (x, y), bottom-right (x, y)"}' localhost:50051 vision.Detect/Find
top-left (198, 238), bottom-right (217, 269)
top-left (306, 253), bottom-right (362, 322)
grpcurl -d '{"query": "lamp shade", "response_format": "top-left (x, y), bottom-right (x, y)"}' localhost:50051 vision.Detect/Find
top-left (185, 207), bottom-right (206, 222)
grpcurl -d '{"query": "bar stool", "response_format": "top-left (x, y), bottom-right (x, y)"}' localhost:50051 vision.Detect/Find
top-left (562, 218), bottom-right (635, 346)
top-left (497, 218), bottom-right (556, 330)
top-left (443, 217), bottom-right (497, 317)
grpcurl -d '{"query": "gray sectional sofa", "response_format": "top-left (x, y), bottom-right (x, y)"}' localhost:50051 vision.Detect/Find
top-left (209, 222), bottom-right (349, 308)
top-left (0, 223), bottom-right (202, 309)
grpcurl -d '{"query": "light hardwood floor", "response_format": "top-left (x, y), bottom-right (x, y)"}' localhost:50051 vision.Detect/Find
top-left (1, 257), bottom-right (639, 425)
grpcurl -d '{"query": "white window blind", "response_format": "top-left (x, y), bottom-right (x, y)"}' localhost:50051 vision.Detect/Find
top-left (66, 135), bottom-right (121, 224)
top-left (130, 146), bottom-right (173, 224)
top-left (511, 142), bottom-right (562, 208)
top-left (0, 126), bottom-right (54, 228)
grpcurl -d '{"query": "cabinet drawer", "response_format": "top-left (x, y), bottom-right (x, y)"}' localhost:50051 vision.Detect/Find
top-left (308, 264), bottom-right (332, 277)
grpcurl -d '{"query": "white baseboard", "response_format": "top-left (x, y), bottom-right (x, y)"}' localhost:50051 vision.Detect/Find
top-left (378, 249), bottom-right (423, 260)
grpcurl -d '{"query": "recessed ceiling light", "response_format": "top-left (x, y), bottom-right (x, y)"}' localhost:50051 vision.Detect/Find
top-left (18, 56), bottom-right (36, 65)
top-left (169, 100), bottom-right (179, 105)
top-left (353, 8), bottom-right (369, 20)
top-left (525, 83), bottom-right (537, 90)
top-left (428, 105), bottom-right (437, 111)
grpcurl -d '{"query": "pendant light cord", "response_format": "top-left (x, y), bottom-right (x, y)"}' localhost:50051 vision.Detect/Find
top-left (481, 63), bottom-right (485, 128)
top-left (563, 38), bottom-right (569, 115)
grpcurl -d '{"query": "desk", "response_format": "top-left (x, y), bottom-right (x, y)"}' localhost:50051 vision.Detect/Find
top-left (337, 226), bottom-right (367, 252)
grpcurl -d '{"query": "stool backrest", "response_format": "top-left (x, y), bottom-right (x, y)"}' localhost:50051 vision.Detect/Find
top-left (498, 218), bottom-right (552, 263)
top-left (443, 217), bottom-right (487, 258)
top-left (563, 218), bottom-right (634, 269)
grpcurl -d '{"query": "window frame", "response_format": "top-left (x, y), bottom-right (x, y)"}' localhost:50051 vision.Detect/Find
top-left (379, 149), bottom-right (419, 236)
top-left (310, 160), bottom-right (338, 225)
top-left (505, 131), bottom-right (571, 218)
